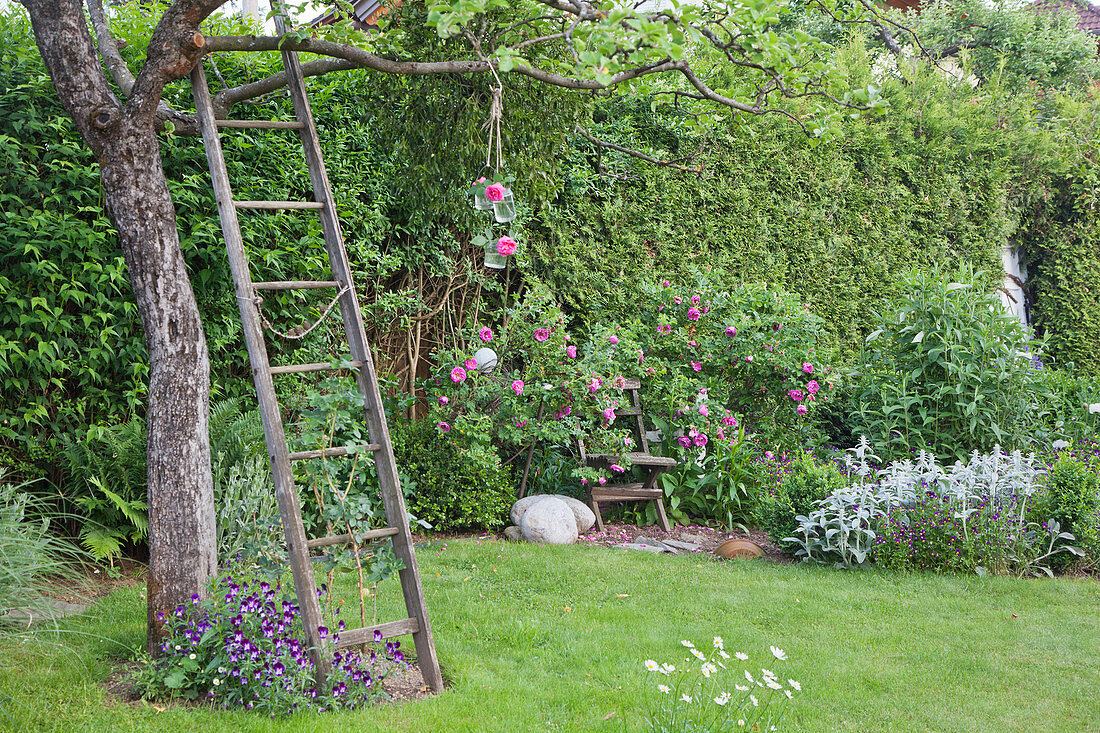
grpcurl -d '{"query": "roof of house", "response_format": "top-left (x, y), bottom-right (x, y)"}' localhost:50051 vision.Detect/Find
top-left (1029, 0), bottom-right (1100, 34)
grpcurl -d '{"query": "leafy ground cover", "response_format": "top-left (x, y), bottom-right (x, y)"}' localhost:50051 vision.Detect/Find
top-left (1, 539), bottom-right (1098, 732)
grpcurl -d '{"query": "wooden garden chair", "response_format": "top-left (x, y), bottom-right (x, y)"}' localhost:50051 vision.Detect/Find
top-left (578, 378), bottom-right (676, 533)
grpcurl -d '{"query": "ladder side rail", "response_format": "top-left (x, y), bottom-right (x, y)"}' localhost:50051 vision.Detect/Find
top-left (189, 63), bottom-right (332, 683)
top-left (276, 41), bottom-right (443, 693)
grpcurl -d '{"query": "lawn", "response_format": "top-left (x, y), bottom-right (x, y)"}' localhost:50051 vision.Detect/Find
top-left (2, 539), bottom-right (1098, 732)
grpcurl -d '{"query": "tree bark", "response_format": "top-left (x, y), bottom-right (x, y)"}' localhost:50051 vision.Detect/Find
top-left (23, 0), bottom-right (216, 652)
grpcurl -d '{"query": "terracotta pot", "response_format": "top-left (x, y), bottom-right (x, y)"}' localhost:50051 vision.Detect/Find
top-left (714, 538), bottom-right (764, 560)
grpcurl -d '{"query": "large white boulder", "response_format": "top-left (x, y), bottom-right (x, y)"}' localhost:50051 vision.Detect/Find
top-left (519, 497), bottom-right (578, 545)
top-left (549, 494), bottom-right (597, 534)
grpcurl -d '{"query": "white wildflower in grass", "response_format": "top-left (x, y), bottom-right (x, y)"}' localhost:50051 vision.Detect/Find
top-left (188, 653), bottom-right (197, 660)
top-left (213, 678), bottom-right (222, 686)
top-left (645, 639), bottom-right (802, 733)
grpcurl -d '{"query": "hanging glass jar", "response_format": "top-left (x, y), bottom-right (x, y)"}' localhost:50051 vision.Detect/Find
top-left (484, 238), bottom-right (507, 269)
top-left (471, 181), bottom-right (492, 211)
top-left (492, 188), bottom-right (516, 223)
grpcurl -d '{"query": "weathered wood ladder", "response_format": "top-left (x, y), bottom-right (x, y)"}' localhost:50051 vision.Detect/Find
top-left (189, 16), bottom-right (442, 692)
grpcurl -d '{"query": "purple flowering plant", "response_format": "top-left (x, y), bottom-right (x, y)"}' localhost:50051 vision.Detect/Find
top-left (132, 562), bottom-right (407, 716)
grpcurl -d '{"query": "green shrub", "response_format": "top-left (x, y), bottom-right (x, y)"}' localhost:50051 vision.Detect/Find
top-left (1035, 450), bottom-right (1100, 539)
top-left (849, 265), bottom-right (1047, 461)
top-left (756, 453), bottom-right (846, 550)
top-left (392, 419), bottom-right (514, 532)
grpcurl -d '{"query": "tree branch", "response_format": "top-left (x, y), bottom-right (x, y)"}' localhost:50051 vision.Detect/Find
top-left (576, 127), bottom-right (702, 173)
top-left (86, 0), bottom-right (135, 96)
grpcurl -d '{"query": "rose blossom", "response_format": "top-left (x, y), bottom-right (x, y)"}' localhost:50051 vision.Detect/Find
top-left (450, 366), bottom-right (467, 383)
top-left (602, 407), bottom-right (616, 424)
top-left (802, 362), bottom-right (814, 374)
top-left (678, 436), bottom-right (692, 448)
top-left (485, 182), bottom-right (505, 201)
top-left (796, 404), bottom-right (808, 416)
top-left (512, 380), bottom-right (524, 395)
top-left (478, 326), bottom-right (493, 342)
top-left (588, 378), bottom-right (601, 394)
top-left (566, 345), bottom-right (578, 359)
top-left (465, 358), bottom-right (478, 371)
top-left (437, 421), bottom-right (451, 432)
top-left (658, 324), bottom-right (672, 334)
top-left (609, 335), bottom-right (619, 345)
top-left (598, 477), bottom-right (607, 485)
top-left (807, 380), bottom-right (820, 394)
top-left (673, 296), bottom-right (682, 304)
top-left (496, 236), bottom-right (517, 256)
top-left (438, 396), bottom-right (449, 406)
top-left (693, 432), bottom-right (708, 447)
top-left (725, 326), bottom-right (737, 337)
top-left (789, 389), bottom-right (804, 402)
top-left (613, 376), bottom-right (626, 389)
top-left (687, 308), bottom-right (700, 321)
top-left (744, 355), bottom-right (753, 362)
top-left (691, 361), bottom-right (702, 372)
top-left (662, 280), bottom-right (671, 287)
top-left (534, 328), bottom-right (550, 342)
top-left (609, 464), bottom-right (625, 473)
top-left (691, 294), bottom-right (700, 305)
top-left (698, 404), bottom-right (709, 417)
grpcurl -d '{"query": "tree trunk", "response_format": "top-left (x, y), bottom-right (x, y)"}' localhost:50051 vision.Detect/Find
top-left (100, 128), bottom-right (216, 652)
top-left (24, 0), bottom-right (216, 653)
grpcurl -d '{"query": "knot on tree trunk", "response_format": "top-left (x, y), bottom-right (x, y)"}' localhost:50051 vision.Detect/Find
top-left (90, 104), bottom-right (120, 130)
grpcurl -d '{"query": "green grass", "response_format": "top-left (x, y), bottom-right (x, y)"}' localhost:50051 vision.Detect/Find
top-left (2, 539), bottom-right (1099, 732)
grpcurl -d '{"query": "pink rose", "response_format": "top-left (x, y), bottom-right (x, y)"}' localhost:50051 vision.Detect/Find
top-left (698, 404), bottom-right (709, 417)
top-left (678, 436), bottom-right (692, 448)
top-left (588, 378), bottom-right (600, 394)
top-left (691, 361), bottom-right (702, 372)
top-left (512, 380), bottom-right (524, 395)
top-left (612, 376), bottom-right (626, 389)
top-left (807, 380), bottom-right (820, 394)
top-left (566, 345), bottom-right (577, 359)
top-left (581, 478), bottom-right (589, 485)
top-left (609, 335), bottom-right (619, 345)
top-left (465, 358), bottom-right (478, 371)
top-left (638, 350), bottom-right (645, 363)
top-left (658, 324), bottom-right (672, 334)
top-left (496, 236), bottom-right (517, 256)
top-left (688, 340), bottom-right (697, 347)
top-left (534, 328), bottom-right (550, 342)
top-left (602, 407), bottom-right (616, 424)
top-left (789, 389), bottom-right (804, 402)
top-left (691, 294), bottom-right (700, 305)
top-left (802, 362), bottom-right (814, 374)
top-left (610, 464), bottom-right (625, 473)
top-left (725, 326), bottom-right (737, 337)
top-left (437, 421), bottom-right (451, 432)
top-left (693, 432), bottom-right (708, 447)
top-left (515, 419), bottom-right (528, 428)
top-left (796, 404), bottom-right (808, 416)
top-left (662, 280), bottom-right (671, 287)
top-left (598, 477), bottom-right (607, 485)
top-left (475, 177), bottom-right (486, 184)
top-left (450, 367), bottom-right (467, 383)
top-left (673, 296), bottom-right (682, 305)
top-left (478, 326), bottom-right (493, 342)
top-left (485, 182), bottom-right (505, 201)
top-left (687, 308), bottom-right (700, 321)
top-left (745, 355), bottom-right (753, 362)
top-left (438, 396), bottom-right (449, 406)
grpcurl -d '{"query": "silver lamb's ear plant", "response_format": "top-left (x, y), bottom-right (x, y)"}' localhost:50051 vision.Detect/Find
top-left (788, 442), bottom-right (1050, 572)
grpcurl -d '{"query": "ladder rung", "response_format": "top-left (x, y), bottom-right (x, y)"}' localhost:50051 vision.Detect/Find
top-left (253, 280), bottom-right (341, 290)
top-left (216, 119), bottom-right (305, 129)
top-left (270, 361), bottom-right (364, 375)
top-left (334, 617), bottom-right (419, 650)
top-left (307, 526), bottom-right (400, 550)
top-left (288, 444), bottom-right (381, 461)
top-left (234, 200), bottom-right (324, 210)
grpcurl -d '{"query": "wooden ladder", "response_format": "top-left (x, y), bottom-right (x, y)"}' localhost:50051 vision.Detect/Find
top-left (189, 17), bottom-right (442, 692)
